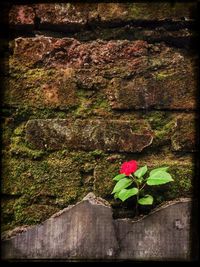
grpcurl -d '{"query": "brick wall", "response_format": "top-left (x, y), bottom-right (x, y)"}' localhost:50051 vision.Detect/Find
top-left (1, 2), bottom-right (198, 232)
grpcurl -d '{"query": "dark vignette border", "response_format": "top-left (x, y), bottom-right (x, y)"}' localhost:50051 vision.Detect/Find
top-left (0, 0), bottom-right (199, 263)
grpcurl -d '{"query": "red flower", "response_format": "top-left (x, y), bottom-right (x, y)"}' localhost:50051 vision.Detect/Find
top-left (120, 160), bottom-right (138, 176)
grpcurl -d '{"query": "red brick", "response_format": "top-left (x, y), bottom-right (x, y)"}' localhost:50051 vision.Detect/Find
top-left (12, 37), bottom-right (148, 68)
top-left (9, 5), bottom-right (35, 25)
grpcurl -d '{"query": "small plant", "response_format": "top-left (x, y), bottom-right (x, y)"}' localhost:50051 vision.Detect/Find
top-left (111, 160), bottom-right (174, 215)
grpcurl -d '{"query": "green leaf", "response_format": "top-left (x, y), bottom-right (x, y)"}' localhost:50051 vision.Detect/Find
top-left (111, 178), bottom-right (133, 194)
top-left (147, 171), bottom-right (174, 186)
top-left (150, 167), bottom-right (169, 176)
top-left (113, 173), bottom-right (126, 181)
top-left (118, 188), bottom-right (139, 202)
top-left (138, 195), bottom-right (153, 205)
top-left (134, 165), bottom-right (148, 179)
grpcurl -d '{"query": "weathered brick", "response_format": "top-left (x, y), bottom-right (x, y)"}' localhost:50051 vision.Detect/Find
top-left (9, 5), bottom-right (35, 25)
top-left (11, 37), bottom-right (197, 110)
top-left (12, 37), bottom-right (73, 67)
top-left (12, 37), bottom-right (148, 68)
top-left (25, 119), bottom-right (153, 152)
top-left (171, 114), bottom-right (197, 152)
top-left (9, 3), bottom-right (195, 26)
top-left (3, 68), bottom-right (77, 108)
top-left (107, 50), bottom-right (197, 110)
top-left (97, 3), bottom-right (195, 22)
top-left (35, 3), bottom-right (95, 26)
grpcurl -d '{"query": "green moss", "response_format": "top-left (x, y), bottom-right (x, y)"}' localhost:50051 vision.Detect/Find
top-left (165, 166), bottom-right (193, 199)
top-left (13, 124), bottom-right (25, 136)
top-left (1, 153), bottom-right (89, 230)
top-left (9, 125), bottom-right (46, 159)
top-left (1, 198), bottom-right (16, 228)
top-left (1, 121), bottom-right (14, 150)
top-left (89, 149), bottom-right (106, 158)
top-left (2, 107), bottom-right (68, 124)
top-left (2, 155), bottom-right (82, 197)
top-left (94, 156), bottom-right (194, 212)
top-left (128, 3), bottom-right (142, 18)
top-left (3, 67), bottom-right (77, 109)
top-left (143, 111), bottom-right (173, 130)
top-left (154, 71), bottom-right (176, 81)
top-left (142, 112), bottom-right (177, 148)
top-left (10, 140), bottom-right (45, 159)
top-left (74, 89), bottom-right (111, 118)
top-left (94, 158), bottom-right (123, 199)
top-left (14, 201), bottom-right (59, 225)
top-left (153, 120), bottom-right (175, 146)
top-left (127, 3), bottom-right (194, 20)
top-left (1, 152), bottom-right (194, 231)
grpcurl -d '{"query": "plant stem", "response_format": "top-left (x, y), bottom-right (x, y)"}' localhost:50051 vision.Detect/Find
top-left (135, 193), bottom-right (139, 216)
top-left (140, 183), bottom-right (146, 191)
top-left (130, 174), bottom-right (139, 216)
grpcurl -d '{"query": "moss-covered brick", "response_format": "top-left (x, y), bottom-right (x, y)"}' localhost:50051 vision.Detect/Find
top-left (94, 158), bottom-right (123, 199)
top-left (107, 51), bottom-right (196, 110)
top-left (1, 155), bottom-right (82, 201)
top-left (1, 198), bottom-right (16, 231)
top-left (3, 67), bottom-right (78, 109)
top-left (76, 69), bottom-right (108, 91)
top-left (99, 3), bottom-right (195, 22)
top-left (143, 112), bottom-right (177, 148)
top-left (171, 114), bottom-right (197, 152)
top-left (3, 1), bottom-right (197, 235)
top-left (9, 3), bottom-right (195, 27)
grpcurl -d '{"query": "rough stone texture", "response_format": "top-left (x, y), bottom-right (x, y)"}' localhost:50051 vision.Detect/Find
top-left (106, 45), bottom-right (196, 110)
top-left (107, 64), bottom-right (196, 110)
top-left (1, 194), bottom-right (192, 260)
top-left (9, 5), bottom-right (35, 25)
top-left (1, 149), bottom-right (194, 232)
top-left (25, 119), bottom-right (153, 152)
top-left (171, 114), bottom-right (197, 152)
top-left (9, 3), bottom-right (195, 27)
top-left (12, 37), bottom-right (148, 68)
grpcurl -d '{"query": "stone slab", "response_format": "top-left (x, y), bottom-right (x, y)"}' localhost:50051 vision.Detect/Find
top-left (115, 198), bottom-right (192, 260)
top-left (25, 119), bottom-right (153, 152)
top-left (1, 193), bottom-right (119, 260)
top-left (1, 194), bottom-right (193, 260)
